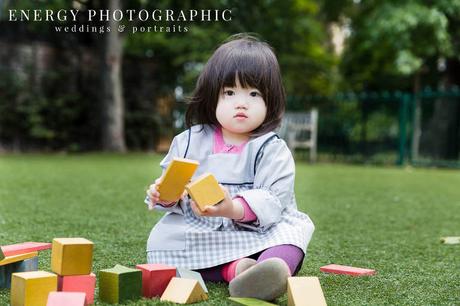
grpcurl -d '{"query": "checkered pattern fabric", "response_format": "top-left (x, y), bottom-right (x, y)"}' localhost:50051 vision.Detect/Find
top-left (147, 183), bottom-right (313, 270)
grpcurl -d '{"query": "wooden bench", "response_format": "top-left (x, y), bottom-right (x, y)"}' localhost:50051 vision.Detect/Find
top-left (278, 109), bottom-right (318, 162)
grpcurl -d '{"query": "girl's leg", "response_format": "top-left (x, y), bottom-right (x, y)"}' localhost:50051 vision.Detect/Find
top-left (256, 244), bottom-right (304, 275)
top-left (195, 257), bottom-right (257, 282)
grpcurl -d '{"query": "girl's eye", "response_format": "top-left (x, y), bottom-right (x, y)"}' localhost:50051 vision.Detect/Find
top-left (250, 91), bottom-right (261, 97)
top-left (224, 90), bottom-right (235, 96)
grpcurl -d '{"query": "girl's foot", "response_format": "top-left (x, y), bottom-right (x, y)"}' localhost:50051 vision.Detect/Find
top-left (228, 258), bottom-right (290, 301)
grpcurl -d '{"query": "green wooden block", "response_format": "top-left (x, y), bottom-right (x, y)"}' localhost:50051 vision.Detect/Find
top-left (176, 267), bottom-right (208, 293)
top-left (228, 297), bottom-right (278, 306)
top-left (99, 264), bottom-right (142, 304)
top-left (441, 237), bottom-right (460, 244)
top-left (0, 257), bottom-right (38, 289)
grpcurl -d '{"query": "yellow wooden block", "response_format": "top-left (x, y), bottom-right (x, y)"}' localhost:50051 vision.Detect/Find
top-left (185, 173), bottom-right (225, 211)
top-left (287, 277), bottom-right (327, 306)
top-left (158, 158), bottom-right (200, 202)
top-left (160, 277), bottom-right (208, 304)
top-left (51, 238), bottom-right (93, 276)
top-left (0, 252), bottom-right (38, 266)
top-left (11, 271), bottom-right (57, 306)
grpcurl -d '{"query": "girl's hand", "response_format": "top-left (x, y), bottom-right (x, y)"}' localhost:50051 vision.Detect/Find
top-left (146, 178), bottom-right (177, 210)
top-left (190, 185), bottom-right (244, 219)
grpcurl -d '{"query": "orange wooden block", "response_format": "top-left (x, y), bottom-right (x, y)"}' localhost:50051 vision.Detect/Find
top-left (320, 264), bottom-right (375, 276)
top-left (158, 158), bottom-right (200, 202)
top-left (51, 238), bottom-right (93, 276)
top-left (47, 291), bottom-right (86, 306)
top-left (0, 252), bottom-right (38, 266)
top-left (160, 277), bottom-right (208, 304)
top-left (1, 242), bottom-right (51, 257)
top-left (185, 173), bottom-right (225, 211)
top-left (58, 273), bottom-right (96, 304)
top-left (11, 271), bottom-right (57, 306)
top-left (287, 277), bottom-right (327, 306)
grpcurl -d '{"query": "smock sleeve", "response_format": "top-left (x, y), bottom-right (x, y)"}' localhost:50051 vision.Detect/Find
top-left (144, 134), bottom-right (186, 215)
top-left (235, 138), bottom-right (295, 232)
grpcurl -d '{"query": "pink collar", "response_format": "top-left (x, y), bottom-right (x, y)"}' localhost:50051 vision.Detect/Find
top-left (213, 127), bottom-right (248, 154)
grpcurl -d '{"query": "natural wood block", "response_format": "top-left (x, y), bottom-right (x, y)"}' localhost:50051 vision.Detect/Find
top-left (11, 271), bottom-right (57, 306)
top-left (158, 158), bottom-right (200, 202)
top-left (58, 273), bottom-right (96, 304)
top-left (99, 264), bottom-right (142, 304)
top-left (1, 257), bottom-right (39, 289)
top-left (185, 173), bottom-right (225, 211)
top-left (287, 277), bottom-right (327, 306)
top-left (1, 242), bottom-right (52, 257)
top-left (136, 263), bottom-right (176, 297)
top-left (160, 277), bottom-right (208, 304)
top-left (440, 236), bottom-right (460, 244)
top-left (0, 252), bottom-right (38, 266)
top-left (228, 297), bottom-right (277, 305)
top-left (320, 264), bottom-right (375, 276)
top-left (46, 292), bottom-right (86, 306)
top-left (51, 238), bottom-right (93, 276)
top-left (176, 267), bottom-right (208, 293)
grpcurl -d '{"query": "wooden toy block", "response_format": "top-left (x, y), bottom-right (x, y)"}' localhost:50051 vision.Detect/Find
top-left (228, 297), bottom-right (277, 305)
top-left (136, 263), bottom-right (176, 297)
top-left (11, 271), bottom-right (57, 306)
top-left (51, 238), bottom-right (93, 276)
top-left (46, 292), bottom-right (87, 306)
top-left (287, 277), bottom-right (327, 306)
top-left (440, 236), bottom-right (460, 244)
top-left (160, 277), bottom-right (208, 304)
top-left (0, 252), bottom-right (38, 266)
top-left (1, 242), bottom-right (52, 257)
top-left (58, 273), bottom-right (96, 304)
top-left (99, 264), bottom-right (142, 304)
top-left (185, 173), bottom-right (225, 211)
top-left (0, 246), bottom-right (4, 260)
top-left (320, 264), bottom-right (375, 276)
top-left (176, 267), bottom-right (208, 293)
top-left (158, 158), bottom-right (200, 202)
top-left (1, 257), bottom-right (39, 289)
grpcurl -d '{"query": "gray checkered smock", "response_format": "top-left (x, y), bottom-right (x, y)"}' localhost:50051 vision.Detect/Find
top-left (145, 125), bottom-right (314, 270)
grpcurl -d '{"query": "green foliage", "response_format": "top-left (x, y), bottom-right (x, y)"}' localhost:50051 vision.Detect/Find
top-left (340, 1), bottom-right (458, 90)
top-left (0, 155), bottom-right (459, 304)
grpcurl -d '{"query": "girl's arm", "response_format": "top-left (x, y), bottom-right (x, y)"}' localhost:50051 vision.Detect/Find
top-left (235, 138), bottom-right (295, 231)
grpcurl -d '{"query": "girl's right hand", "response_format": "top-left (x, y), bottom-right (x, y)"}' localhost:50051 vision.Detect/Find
top-left (146, 178), bottom-right (176, 210)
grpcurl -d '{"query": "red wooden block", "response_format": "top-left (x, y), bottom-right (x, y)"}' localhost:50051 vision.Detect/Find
top-left (47, 291), bottom-right (87, 306)
top-left (136, 263), bottom-right (176, 297)
top-left (320, 264), bottom-right (375, 276)
top-left (1, 242), bottom-right (52, 257)
top-left (58, 273), bottom-right (96, 304)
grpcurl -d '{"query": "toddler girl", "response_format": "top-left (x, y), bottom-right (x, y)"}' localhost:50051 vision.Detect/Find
top-left (145, 34), bottom-right (314, 301)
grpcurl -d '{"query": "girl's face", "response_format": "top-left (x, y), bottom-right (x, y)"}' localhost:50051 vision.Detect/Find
top-left (216, 77), bottom-right (267, 136)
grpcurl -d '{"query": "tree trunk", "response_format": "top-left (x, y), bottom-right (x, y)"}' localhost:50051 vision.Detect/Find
top-left (100, 0), bottom-right (126, 152)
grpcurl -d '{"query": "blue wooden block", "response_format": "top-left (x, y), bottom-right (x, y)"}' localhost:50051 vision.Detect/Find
top-left (0, 257), bottom-right (38, 288)
top-left (176, 267), bottom-right (208, 293)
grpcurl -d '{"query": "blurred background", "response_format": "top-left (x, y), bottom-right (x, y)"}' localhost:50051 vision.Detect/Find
top-left (0, 0), bottom-right (459, 167)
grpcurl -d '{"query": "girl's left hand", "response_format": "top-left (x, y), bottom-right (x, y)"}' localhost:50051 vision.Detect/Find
top-left (190, 185), bottom-right (244, 220)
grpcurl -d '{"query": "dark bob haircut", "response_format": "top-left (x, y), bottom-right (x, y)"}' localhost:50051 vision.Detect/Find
top-left (185, 33), bottom-right (286, 135)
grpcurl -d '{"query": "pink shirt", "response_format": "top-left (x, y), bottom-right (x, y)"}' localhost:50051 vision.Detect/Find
top-left (213, 127), bottom-right (257, 222)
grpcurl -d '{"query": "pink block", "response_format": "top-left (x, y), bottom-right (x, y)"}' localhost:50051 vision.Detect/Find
top-left (1, 242), bottom-right (52, 257)
top-left (58, 273), bottom-right (96, 304)
top-left (47, 291), bottom-right (86, 306)
top-left (320, 264), bottom-right (376, 276)
top-left (136, 263), bottom-right (176, 297)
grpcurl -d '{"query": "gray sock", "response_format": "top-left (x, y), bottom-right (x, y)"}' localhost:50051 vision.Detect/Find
top-left (229, 258), bottom-right (291, 301)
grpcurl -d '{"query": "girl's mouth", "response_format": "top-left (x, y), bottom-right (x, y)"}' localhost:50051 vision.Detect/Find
top-left (234, 112), bottom-right (248, 118)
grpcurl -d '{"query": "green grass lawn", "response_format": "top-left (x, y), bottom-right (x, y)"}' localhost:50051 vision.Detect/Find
top-left (1, 154), bottom-right (459, 305)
